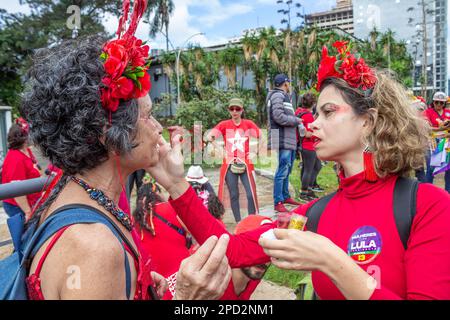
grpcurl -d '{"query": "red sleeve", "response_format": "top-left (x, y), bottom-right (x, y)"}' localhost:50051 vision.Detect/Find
top-left (371, 183), bottom-right (450, 300)
top-left (170, 186), bottom-right (273, 267)
top-left (213, 121), bottom-right (226, 138)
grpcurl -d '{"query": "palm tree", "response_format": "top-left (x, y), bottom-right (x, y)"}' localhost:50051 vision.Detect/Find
top-left (146, 0), bottom-right (174, 51)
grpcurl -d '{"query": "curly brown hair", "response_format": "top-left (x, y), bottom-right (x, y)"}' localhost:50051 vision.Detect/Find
top-left (321, 70), bottom-right (430, 177)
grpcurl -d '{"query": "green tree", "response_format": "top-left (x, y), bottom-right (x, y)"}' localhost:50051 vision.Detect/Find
top-left (0, 0), bottom-right (121, 112)
top-left (145, 0), bottom-right (174, 51)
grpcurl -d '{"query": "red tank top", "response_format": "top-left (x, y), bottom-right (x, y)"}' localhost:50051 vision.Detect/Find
top-left (26, 225), bottom-right (155, 300)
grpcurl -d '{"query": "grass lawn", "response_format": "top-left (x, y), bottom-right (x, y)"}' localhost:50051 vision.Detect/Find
top-left (289, 159), bottom-right (339, 198)
top-left (263, 266), bottom-right (315, 300)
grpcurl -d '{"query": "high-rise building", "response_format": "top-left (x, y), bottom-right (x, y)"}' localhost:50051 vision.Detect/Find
top-left (305, 0), bottom-right (354, 35)
top-left (353, 0), bottom-right (448, 94)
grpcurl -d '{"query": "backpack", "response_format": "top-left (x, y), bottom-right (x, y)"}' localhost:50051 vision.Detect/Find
top-left (0, 204), bottom-right (138, 300)
top-left (305, 177), bottom-right (419, 300)
top-left (306, 177), bottom-right (419, 250)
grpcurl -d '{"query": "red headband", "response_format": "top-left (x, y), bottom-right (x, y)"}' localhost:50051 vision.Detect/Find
top-left (316, 40), bottom-right (377, 92)
top-left (100, 0), bottom-right (151, 112)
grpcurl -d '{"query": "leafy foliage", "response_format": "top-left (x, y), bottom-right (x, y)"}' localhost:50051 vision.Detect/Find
top-left (173, 87), bottom-right (256, 130)
top-left (0, 0), bottom-right (120, 112)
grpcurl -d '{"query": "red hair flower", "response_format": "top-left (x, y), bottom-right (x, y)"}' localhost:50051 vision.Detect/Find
top-left (316, 40), bottom-right (377, 92)
top-left (100, 0), bottom-right (151, 113)
top-left (15, 117), bottom-right (29, 134)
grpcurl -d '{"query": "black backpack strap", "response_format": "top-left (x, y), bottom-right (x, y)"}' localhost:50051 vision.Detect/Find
top-left (305, 192), bottom-right (337, 233)
top-left (153, 212), bottom-right (186, 237)
top-left (393, 177), bottom-right (419, 250)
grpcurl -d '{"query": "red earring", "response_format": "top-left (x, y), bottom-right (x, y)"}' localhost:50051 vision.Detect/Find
top-left (363, 146), bottom-right (378, 182)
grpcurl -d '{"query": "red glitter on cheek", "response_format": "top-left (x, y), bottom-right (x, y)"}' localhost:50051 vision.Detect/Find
top-left (331, 104), bottom-right (351, 113)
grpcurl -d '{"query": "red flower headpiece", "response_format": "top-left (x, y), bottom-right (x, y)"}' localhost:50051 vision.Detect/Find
top-left (100, 0), bottom-right (151, 112)
top-left (316, 40), bottom-right (377, 92)
top-left (15, 117), bottom-right (29, 134)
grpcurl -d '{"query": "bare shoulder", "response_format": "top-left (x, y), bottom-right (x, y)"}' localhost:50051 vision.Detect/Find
top-left (60, 223), bottom-right (124, 261)
top-left (56, 223), bottom-right (127, 299)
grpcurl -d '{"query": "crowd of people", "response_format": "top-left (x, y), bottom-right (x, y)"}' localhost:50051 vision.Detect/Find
top-left (1, 0), bottom-right (450, 301)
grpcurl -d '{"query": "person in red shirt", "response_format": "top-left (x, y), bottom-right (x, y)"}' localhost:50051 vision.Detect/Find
top-left (206, 98), bottom-right (262, 222)
top-left (295, 93), bottom-right (322, 202)
top-left (221, 215), bottom-right (272, 300)
top-left (256, 43), bottom-right (450, 299)
top-left (132, 181), bottom-right (192, 300)
top-left (2, 118), bottom-right (41, 220)
top-left (152, 40), bottom-right (450, 300)
top-left (422, 91), bottom-right (450, 191)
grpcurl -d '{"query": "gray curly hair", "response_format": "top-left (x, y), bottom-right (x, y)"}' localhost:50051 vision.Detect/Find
top-left (20, 36), bottom-right (140, 175)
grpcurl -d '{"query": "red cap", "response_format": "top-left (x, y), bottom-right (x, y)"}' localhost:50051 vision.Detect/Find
top-left (235, 215), bottom-right (272, 234)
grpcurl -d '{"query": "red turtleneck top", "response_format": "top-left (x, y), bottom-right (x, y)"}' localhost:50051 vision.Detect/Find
top-left (170, 173), bottom-right (450, 300)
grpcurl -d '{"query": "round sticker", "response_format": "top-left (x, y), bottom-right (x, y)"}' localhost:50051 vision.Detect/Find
top-left (347, 226), bottom-right (382, 265)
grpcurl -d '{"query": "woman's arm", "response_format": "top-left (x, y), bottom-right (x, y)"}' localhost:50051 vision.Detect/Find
top-left (14, 196), bottom-right (32, 220)
top-left (259, 229), bottom-right (377, 300)
top-left (148, 134), bottom-right (272, 268)
top-left (170, 186), bottom-right (272, 268)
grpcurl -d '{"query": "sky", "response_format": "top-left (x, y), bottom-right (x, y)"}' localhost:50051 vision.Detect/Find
top-left (0, 0), bottom-right (449, 82)
top-left (0, 0), bottom-right (335, 48)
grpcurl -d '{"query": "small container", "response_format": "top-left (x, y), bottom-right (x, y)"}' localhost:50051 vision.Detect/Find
top-left (288, 214), bottom-right (308, 231)
top-left (276, 212), bottom-right (291, 229)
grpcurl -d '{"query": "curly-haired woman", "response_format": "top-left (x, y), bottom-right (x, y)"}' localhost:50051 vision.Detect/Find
top-left (1, 119), bottom-right (41, 220)
top-left (16, 0), bottom-right (231, 300)
top-left (157, 41), bottom-right (450, 300)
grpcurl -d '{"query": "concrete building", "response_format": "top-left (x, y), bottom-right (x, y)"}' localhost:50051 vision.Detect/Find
top-left (305, 0), bottom-right (354, 35)
top-left (353, 0), bottom-right (448, 95)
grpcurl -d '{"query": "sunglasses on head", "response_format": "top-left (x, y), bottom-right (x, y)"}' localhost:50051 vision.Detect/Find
top-left (229, 106), bottom-right (242, 112)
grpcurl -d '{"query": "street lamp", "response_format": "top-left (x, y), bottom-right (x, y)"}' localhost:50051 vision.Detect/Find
top-left (176, 33), bottom-right (205, 105)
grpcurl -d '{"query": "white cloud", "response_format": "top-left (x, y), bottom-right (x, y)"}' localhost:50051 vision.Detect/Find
top-left (105, 0), bottom-right (243, 50)
top-left (194, 1), bottom-right (253, 28)
top-left (0, 0), bottom-right (31, 14)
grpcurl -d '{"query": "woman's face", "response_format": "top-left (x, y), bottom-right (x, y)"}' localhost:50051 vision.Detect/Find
top-left (310, 85), bottom-right (368, 163)
top-left (434, 100), bottom-right (445, 112)
top-left (229, 105), bottom-right (243, 121)
top-left (124, 95), bottom-right (162, 170)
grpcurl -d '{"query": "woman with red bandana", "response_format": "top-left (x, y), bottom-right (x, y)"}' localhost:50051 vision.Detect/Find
top-left (159, 41), bottom-right (450, 300)
top-left (2, 118), bottom-right (41, 221)
top-left (206, 98), bottom-right (262, 222)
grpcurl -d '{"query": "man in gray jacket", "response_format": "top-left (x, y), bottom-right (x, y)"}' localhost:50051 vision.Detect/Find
top-left (267, 74), bottom-right (303, 212)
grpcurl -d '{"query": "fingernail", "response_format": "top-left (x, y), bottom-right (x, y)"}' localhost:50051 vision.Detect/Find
top-left (221, 234), bottom-right (229, 240)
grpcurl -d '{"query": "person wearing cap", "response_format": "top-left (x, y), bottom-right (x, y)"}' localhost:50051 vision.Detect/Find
top-left (206, 98), bottom-right (262, 223)
top-left (423, 91), bottom-right (450, 192)
top-left (267, 74), bottom-right (303, 212)
top-left (186, 165), bottom-right (216, 196)
top-left (220, 215), bottom-right (272, 300)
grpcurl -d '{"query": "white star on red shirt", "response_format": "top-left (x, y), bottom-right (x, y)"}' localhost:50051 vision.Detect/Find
top-left (227, 131), bottom-right (248, 153)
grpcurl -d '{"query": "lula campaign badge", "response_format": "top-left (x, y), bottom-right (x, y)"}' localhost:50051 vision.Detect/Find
top-left (347, 226), bottom-right (382, 265)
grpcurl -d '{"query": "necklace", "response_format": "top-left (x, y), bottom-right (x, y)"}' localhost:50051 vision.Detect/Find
top-left (70, 176), bottom-right (133, 231)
